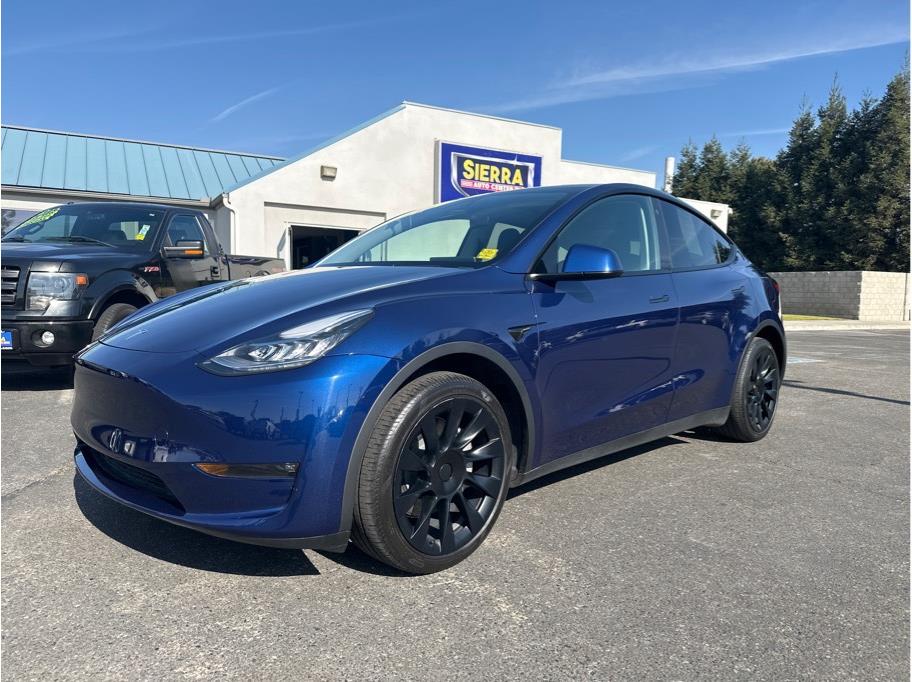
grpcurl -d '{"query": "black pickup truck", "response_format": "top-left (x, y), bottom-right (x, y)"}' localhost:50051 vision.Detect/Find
top-left (0, 202), bottom-right (285, 367)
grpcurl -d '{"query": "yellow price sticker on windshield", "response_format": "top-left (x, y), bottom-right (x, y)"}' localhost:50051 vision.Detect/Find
top-left (476, 248), bottom-right (498, 261)
top-left (18, 207), bottom-right (59, 228)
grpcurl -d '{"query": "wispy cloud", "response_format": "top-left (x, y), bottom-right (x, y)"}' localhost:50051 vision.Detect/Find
top-left (3, 25), bottom-right (163, 57)
top-left (6, 15), bottom-right (410, 56)
top-left (565, 33), bottom-right (908, 87)
top-left (618, 145), bottom-right (659, 162)
top-left (485, 30), bottom-right (909, 114)
top-left (210, 87), bottom-right (282, 123)
top-left (720, 127), bottom-right (791, 138)
top-left (87, 19), bottom-right (378, 52)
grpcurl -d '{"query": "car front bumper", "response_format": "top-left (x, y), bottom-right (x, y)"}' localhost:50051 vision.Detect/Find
top-left (1, 318), bottom-right (94, 366)
top-left (74, 446), bottom-right (351, 551)
top-left (71, 341), bottom-right (399, 546)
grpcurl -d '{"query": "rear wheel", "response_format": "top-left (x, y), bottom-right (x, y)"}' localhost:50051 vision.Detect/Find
top-left (92, 303), bottom-right (138, 341)
top-left (353, 371), bottom-right (513, 574)
top-left (714, 337), bottom-right (781, 442)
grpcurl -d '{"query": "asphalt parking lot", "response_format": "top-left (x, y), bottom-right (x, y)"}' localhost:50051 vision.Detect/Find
top-left (2, 330), bottom-right (908, 680)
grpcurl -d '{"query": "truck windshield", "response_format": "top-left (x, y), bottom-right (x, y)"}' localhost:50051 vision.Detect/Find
top-left (318, 187), bottom-right (578, 268)
top-left (1, 205), bottom-right (165, 249)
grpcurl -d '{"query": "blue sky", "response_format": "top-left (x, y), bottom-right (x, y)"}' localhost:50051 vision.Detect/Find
top-left (2, 0), bottom-right (908, 184)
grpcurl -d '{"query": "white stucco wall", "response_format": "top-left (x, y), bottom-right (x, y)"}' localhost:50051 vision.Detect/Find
top-left (222, 103), bottom-right (658, 265)
top-left (680, 198), bottom-right (730, 233)
top-left (2, 192), bottom-right (71, 232)
top-left (556, 159), bottom-right (655, 186)
top-left (1, 192), bottom-right (63, 213)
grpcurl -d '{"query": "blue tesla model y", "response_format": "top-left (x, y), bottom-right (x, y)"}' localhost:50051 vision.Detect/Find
top-left (71, 184), bottom-right (785, 573)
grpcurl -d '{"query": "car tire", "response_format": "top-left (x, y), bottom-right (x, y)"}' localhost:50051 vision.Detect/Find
top-left (92, 303), bottom-right (138, 341)
top-left (353, 371), bottom-right (514, 574)
top-left (713, 337), bottom-right (781, 442)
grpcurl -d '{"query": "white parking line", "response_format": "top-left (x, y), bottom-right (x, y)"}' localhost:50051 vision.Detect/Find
top-left (787, 356), bottom-right (824, 364)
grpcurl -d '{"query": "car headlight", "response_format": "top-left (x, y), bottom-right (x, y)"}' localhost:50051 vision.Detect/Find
top-left (26, 272), bottom-right (89, 312)
top-left (198, 309), bottom-right (373, 376)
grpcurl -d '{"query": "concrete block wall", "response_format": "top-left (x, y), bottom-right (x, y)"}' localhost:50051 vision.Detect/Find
top-left (859, 271), bottom-right (911, 321)
top-left (768, 271), bottom-right (911, 321)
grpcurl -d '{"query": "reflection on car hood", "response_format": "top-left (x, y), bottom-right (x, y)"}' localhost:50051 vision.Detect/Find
top-left (100, 265), bottom-right (465, 353)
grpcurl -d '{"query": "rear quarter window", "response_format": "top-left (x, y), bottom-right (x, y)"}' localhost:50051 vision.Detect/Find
top-left (658, 200), bottom-right (733, 269)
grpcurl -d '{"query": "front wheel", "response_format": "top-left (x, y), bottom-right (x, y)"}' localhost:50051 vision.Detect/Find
top-left (92, 303), bottom-right (138, 341)
top-left (353, 371), bottom-right (513, 574)
top-left (713, 337), bottom-right (781, 442)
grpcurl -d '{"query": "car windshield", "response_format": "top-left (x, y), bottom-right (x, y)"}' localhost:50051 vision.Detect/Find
top-left (318, 187), bottom-right (578, 268)
top-left (1, 205), bottom-right (165, 249)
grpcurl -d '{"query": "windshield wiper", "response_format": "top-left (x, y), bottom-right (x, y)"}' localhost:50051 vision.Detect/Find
top-left (44, 236), bottom-right (114, 247)
top-left (1, 235), bottom-right (31, 242)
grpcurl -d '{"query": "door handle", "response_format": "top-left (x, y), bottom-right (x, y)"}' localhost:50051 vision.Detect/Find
top-left (649, 294), bottom-right (670, 304)
top-left (731, 285), bottom-right (745, 295)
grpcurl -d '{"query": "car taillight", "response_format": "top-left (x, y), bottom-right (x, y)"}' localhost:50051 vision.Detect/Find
top-left (770, 278), bottom-right (782, 317)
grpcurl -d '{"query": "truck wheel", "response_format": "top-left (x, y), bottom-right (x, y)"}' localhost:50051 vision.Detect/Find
top-left (92, 303), bottom-right (138, 341)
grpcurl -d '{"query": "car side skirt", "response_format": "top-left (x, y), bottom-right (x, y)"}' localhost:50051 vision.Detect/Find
top-left (510, 406), bottom-right (730, 487)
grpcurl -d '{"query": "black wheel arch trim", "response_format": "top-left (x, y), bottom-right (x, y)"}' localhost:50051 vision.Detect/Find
top-left (87, 275), bottom-right (157, 320)
top-left (746, 318), bottom-right (787, 380)
top-left (725, 317), bottom-right (786, 412)
top-left (337, 341), bottom-right (536, 534)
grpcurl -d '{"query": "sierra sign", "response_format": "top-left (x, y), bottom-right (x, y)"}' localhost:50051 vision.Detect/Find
top-left (438, 142), bottom-right (542, 202)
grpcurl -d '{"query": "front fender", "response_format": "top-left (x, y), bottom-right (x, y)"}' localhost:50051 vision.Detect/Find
top-left (86, 270), bottom-right (157, 319)
top-left (335, 340), bottom-right (537, 535)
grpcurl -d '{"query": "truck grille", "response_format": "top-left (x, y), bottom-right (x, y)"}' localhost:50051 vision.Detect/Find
top-left (1, 266), bottom-right (19, 306)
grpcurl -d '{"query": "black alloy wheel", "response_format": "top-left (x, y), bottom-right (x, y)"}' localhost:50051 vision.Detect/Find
top-left (393, 397), bottom-right (505, 555)
top-left (745, 346), bottom-right (779, 432)
top-left (713, 336), bottom-right (781, 442)
top-left (353, 371), bottom-right (514, 574)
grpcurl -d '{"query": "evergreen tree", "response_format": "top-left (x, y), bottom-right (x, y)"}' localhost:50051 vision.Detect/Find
top-left (726, 145), bottom-right (788, 269)
top-left (724, 141), bottom-right (752, 244)
top-left (694, 136), bottom-right (730, 202)
top-left (671, 66), bottom-right (909, 273)
top-left (861, 68), bottom-right (910, 271)
top-left (835, 92), bottom-right (882, 269)
top-left (777, 100), bottom-right (823, 269)
top-left (814, 80), bottom-right (849, 269)
top-left (671, 140), bottom-right (700, 196)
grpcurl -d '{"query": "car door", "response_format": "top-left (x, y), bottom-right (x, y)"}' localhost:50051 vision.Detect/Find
top-left (530, 193), bottom-right (679, 467)
top-left (160, 214), bottom-right (222, 295)
top-left (656, 198), bottom-right (752, 421)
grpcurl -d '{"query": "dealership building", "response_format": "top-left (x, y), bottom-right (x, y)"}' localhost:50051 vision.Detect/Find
top-left (1, 102), bottom-right (729, 268)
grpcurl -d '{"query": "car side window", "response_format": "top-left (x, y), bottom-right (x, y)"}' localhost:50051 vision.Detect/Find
top-left (659, 200), bottom-right (732, 269)
top-left (357, 219), bottom-right (472, 262)
top-left (535, 194), bottom-right (663, 274)
top-left (167, 215), bottom-right (208, 253)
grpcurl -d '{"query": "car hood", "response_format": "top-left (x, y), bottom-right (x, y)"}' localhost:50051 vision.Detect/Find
top-left (0, 241), bottom-right (147, 269)
top-left (100, 265), bottom-right (467, 353)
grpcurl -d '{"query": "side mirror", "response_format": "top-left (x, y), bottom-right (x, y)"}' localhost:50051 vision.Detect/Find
top-left (530, 244), bottom-right (624, 282)
top-left (163, 240), bottom-right (205, 258)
